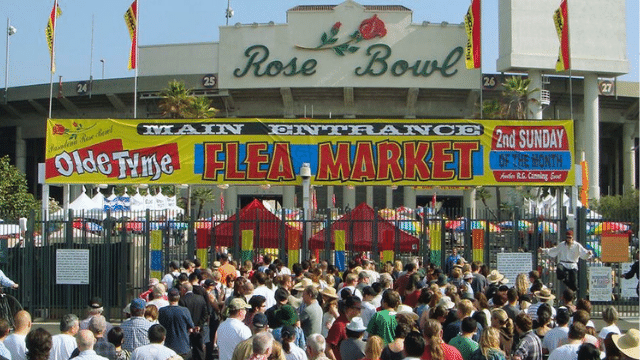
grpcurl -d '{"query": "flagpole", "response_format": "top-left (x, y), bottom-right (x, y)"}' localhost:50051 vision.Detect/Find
top-left (479, 0), bottom-right (483, 120)
top-left (89, 14), bottom-right (94, 98)
top-left (48, 0), bottom-right (58, 119)
top-left (133, 0), bottom-right (139, 119)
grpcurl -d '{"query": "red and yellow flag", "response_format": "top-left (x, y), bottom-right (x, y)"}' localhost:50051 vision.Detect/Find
top-left (580, 160), bottom-right (589, 207)
top-left (124, 0), bottom-right (138, 70)
top-left (45, 0), bottom-right (62, 73)
top-left (554, 0), bottom-right (570, 71)
top-left (464, 0), bottom-right (481, 69)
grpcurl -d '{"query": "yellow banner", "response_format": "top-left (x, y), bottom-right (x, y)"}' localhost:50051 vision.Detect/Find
top-left (45, 118), bottom-right (575, 186)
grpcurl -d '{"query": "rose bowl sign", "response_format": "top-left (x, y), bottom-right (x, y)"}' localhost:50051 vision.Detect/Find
top-left (218, 3), bottom-right (479, 89)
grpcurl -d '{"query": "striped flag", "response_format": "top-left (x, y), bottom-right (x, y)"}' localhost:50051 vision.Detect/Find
top-left (554, 0), bottom-right (570, 71)
top-left (45, 0), bottom-right (62, 73)
top-left (220, 190), bottom-right (225, 211)
top-left (464, 0), bottom-right (481, 69)
top-left (124, 0), bottom-right (138, 69)
top-left (432, 193), bottom-right (437, 209)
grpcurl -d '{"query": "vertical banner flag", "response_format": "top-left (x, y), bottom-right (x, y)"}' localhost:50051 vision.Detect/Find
top-left (124, 0), bottom-right (138, 70)
top-left (464, 0), bottom-right (481, 69)
top-left (220, 190), bottom-right (225, 211)
top-left (45, 0), bottom-right (62, 73)
top-left (580, 160), bottom-right (589, 208)
top-left (431, 193), bottom-right (437, 209)
top-left (554, 0), bottom-right (570, 71)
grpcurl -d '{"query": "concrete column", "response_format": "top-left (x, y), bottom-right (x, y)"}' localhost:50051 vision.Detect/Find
top-left (283, 186), bottom-right (295, 208)
top-left (463, 188), bottom-right (476, 215)
top-left (366, 186), bottom-right (373, 207)
top-left (403, 186), bottom-right (416, 209)
top-left (527, 70), bottom-right (543, 120)
top-left (385, 187), bottom-right (393, 208)
top-left (327, 186), bottom-right (334, 208)
top-left (343, 186), bottom-right (356, 209)
top-left (584, 74), bottom-right (600, 200)
top-left (15, 127), bottom-right (26, 174)
top-left (226, 186), bottom-right (238, 211)
top-left (623, 122), bottom-right (637, 192)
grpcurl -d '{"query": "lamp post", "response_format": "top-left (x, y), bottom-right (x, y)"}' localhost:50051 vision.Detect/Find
top-left (225, 0), bottom-right (234, 26)
top-left (4, 18), bottom-right (16, 104)
top-left (100, 59), bottom-right (105, 79)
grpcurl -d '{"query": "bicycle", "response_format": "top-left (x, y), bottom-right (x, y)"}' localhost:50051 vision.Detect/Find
top-left (0, 288), bottom-right (23, 329)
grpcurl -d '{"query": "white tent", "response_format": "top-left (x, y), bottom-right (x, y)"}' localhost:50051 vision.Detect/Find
top-left (52, 186), bottom-right (104, 219)
top-left (130, 189), bottom-right (146, 211)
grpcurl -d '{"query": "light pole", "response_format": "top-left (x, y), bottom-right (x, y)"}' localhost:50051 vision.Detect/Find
top-left (225, 0), bottom-right (234, 26)
top-left (100, 59), bottom-right (105, 79)
top-left (4, 18), bottom-right (17, 104)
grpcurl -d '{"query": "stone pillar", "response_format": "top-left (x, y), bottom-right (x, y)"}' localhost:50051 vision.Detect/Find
top-left (15, 127), bottom-right (26, 174)
top-left (463, 188), bottom-right (476, 214)
top-left (623, 122), bottom-right (637, 192)
top-left (327, 186), bottom-right (334, 208)
top-left (283, 186), bottom-right (295, 209)
top-left (584, 74), bottom-right (600, 200)
top-left (343, 186), bottom-right (356, 209)
top-left (226, 186), bottom-right (238, 212)
top-left (527, 70), bottom-right (543, 120)
top-left (386, 187), bottom-right (393, 208)
top-left (403, 186), bottom-right (416, 209)
top-left (366, 186), bottom-right (373, 207)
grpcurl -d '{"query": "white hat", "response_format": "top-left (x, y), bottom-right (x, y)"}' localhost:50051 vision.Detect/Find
top-left (346, 317), bottom-right (367, 332)
top-left (437, 296), bottom-right (455, 310)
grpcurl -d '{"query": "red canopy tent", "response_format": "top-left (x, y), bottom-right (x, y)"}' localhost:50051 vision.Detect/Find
top-left (309, 203), bottom-right (421, 252)
top-left (197, 199), bottom-right (298, 249)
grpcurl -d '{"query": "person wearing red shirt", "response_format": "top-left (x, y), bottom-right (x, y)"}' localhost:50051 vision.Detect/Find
top-left (421, 319), bottom-right (463, 360)
top-left (326, 296), bottom-right (362, 360)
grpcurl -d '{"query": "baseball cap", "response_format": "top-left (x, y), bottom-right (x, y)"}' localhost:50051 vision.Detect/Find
top-left (88, 296), bottom-right (103, 309)
top-left (228, 297), bottom-right (252, 311)
top-left (131, 298), bottom-right (146, 311)
top-left (252, 313), bottom-right (268, 329)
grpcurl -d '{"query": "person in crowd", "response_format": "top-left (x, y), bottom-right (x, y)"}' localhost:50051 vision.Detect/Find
top-left (443, 300), bottom-right (482, 344)
top-left (231, 313), bottom-right (274, 360)
top-left (448, 317), bottom-right (479, 360)
top-left (86, 315), bottom-right (116, 360)
top-left (512, 313), bottom-right (542, 360)
top-left (306, 334), bottom-right (330, 360)
top-left (623, 250), bottom-right (639, 296)
top-left (0, 318), bottom-right (11, 360)
top-left (395, 264), bottom-right (418, 298)
top-left (139, 279), bottom-right (159, 302)
top-left (571, 311), bottom-right (598, 347)
top-left (6, 310), bottom-right (32, 360)
top-left (445, 249), bottom-right (463, 277)
top-left (533, 304), bottom-right (552, 342)
top-left (266, 288), bottom-right (290, 329)
top-left (143, 307), bottom-right (158, 324)
top-left (470, 263), bottom-right (487, 295)
top-left (272, 305), bottom-right (305, 350)
top-left (421, 319), bottom-right (463, 360)
top-left (360, 286), bottom-right (378, 329)
top-left (80, 298), bottom-right (114, 335)
top-left (249, 332), bottom-right (275, 360)
top-left (179, 282), bottom-right (209, 360)
top-left (539, 230), bottom-right (592, 291)
top-left (542, 307), bottom-right (570, 354)
top-left (253, 272), bottom-right (276, 310)
top-left (130, 324), bottom-right (177, 360)
top-left (484, 271), bottom-right (507, 301)
top-left (73, 330), bottom-right (108, 360)
top-left (161, 262), bottom-right (181, 290)
top-left (326, 296), bottom-right (362, 360)
top-left (548, 323), bottom-right (586, 360)
top-left (367, 290), bottom-right (400, 346)
top-left (158, 287), bottom-right (195, 359)
top-left (415, 289), bottom-right (432, 322)
top-left (527, 290), bottom-right (556, 323)
top-left (514, 274), bottom-right (530, 299)
top-left (300, 285), bottom-right (323, 337)
top-left (361, 336), bottom-right (384, 360)
top-left (49, 314), bottom-right (79, 360)
top-left (106, 328), bottom-right (129, 360)
top-left (120, 300), bottom-right (153, 353)
top-left (216, 297), bottom-right (252, 360)
top-left (468, 328), bottom-right (506, 360)
top-left (245, 295), bottom-right (267, 328)
top-left (25, 328), bottom-right (52, 360)
top-left (598, 306), bottom-right (621, 351)
top-left (404, 274), bottom-right (423, 307)
top-left (577, 344), bottom-right (601, 360)
top-left (404, 332), bottom-right (426, 360)
top-left (281, 326), bottom-right (307, 360)
top-left (321, 288), bottom-right (340, 338)
top-left (380, 323), bottom-right (411, 360)
top-left (218, 254), bottom-right (236, 288)
top-left (558, 289), bottom-right (576, 314)
top-left (502, 289), bottom-right (518, 322)
top-left (610, 329), bottom-right (639, 360)
top-left (527, 272), bottom-right (544, 295)
top-left (146, 285), bottom-right (169, 311)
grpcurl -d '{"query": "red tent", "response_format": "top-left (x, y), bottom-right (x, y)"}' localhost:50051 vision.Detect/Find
top-left (309, 203), bottom-right (421, 252)
top-left (197, 199), bottom-right (298, 249)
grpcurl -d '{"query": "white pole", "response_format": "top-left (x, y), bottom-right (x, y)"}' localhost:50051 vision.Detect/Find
top-left (4, 18), bottom-right (14, 104)
top-left (89, 14), bottom-right (94, 98)
top-left (133, 0), bottom-right (139, 118)
top-left (48, 0), bottom-right (59, 119)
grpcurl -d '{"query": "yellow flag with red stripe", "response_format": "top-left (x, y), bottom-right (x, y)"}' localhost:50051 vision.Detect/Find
top-left (45, 0), bottom-right (62, 73)
top-left (464, 0), bottom-right (481, 69)
top-left (124, 0), bottom-right (138, 70)
top-left (554, 0), bottom-right (570, 71)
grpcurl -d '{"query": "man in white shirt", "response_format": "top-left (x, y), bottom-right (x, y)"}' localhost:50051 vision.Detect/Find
top-left (5, 311), bottom-right (31, 360)
top-left (252, 272), bottom-right (276, 309)
top-left (216, 297), bottom-right (252, 360)
top-left (542, 308), bottom-right (570, 354)
top-left (74, 330), bottom-right (109, 360)
top-left (131, 324), bottom-right (177, 360)
top-left (548, 322), bottom-right (586, 360)
top-left (539, 230), bottom-right (592, 291)
top-left (49, 314), bottom-right (79, 360)
top-left (0, 318), bottom-right (11, 360)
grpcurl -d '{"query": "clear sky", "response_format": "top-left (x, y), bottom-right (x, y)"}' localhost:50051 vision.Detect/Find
top-left (1, 0), bottom-right (638, 88)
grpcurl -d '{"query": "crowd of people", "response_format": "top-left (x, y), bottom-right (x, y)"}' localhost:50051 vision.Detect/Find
top-left (0, 246), bottom-right (638, 360)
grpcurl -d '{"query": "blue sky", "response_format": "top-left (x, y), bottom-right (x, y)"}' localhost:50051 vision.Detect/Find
top-left (1, 0), bottom-right (638, 87)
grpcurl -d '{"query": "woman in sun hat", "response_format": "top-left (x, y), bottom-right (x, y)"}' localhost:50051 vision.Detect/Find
top-left (527, 289), bottom-right (556, 323)
top-left (610, 329), bottom-right (639, 360)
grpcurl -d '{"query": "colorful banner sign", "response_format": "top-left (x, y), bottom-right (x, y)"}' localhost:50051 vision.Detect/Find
top-left (45, 118), bottom-right (575, 186)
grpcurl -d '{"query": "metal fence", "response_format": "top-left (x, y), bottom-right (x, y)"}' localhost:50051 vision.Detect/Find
top-left (0, 204), bottom-right (636, 323)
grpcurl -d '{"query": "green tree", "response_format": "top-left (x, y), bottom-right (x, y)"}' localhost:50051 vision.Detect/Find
top-left (592, 190), bottom-right (639, 220)
top-left (0, 156), bottom-right (38, 217)
top-left (190, 187), bottom-right (215, 219)
top-left (184, 96), bottom-right (219, 119)
top-left (158, 80), bottom-right (218, 119)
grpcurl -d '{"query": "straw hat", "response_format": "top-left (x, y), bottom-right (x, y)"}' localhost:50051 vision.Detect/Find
top-left (437, 296), bottom-right (455, 310)
top-left (533, 288), bottom-right (556, 301)
top-left (487, 270), bottom-right (508, 284)
top-left (612, 329), bottom-right (639, 360)
top-left (396, 304), bottom-right (419, 321)
top-left (463, 272), bottom-right (474, 280)
top-left (320, 287), bottom-right (338, 299)
top-left (292, 278), bottom-right (317, 291)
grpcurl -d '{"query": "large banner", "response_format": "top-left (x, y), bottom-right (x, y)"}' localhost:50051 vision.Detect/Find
top-left (46, 118), bottom-right (574, 186)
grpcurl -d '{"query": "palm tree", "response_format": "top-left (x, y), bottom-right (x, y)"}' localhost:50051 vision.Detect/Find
top-left (158, 80), bottom-right (193, 118)
top-left (501, 76), bottom-right (540, 120)
top-left (475, 186), bottom-right (498, 220)
top-left (184, 96), bottom-right (218, 118)
top-left (191, 187), bottom-right (215, 219)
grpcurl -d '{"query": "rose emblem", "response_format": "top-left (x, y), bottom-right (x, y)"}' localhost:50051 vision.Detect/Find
top-left (52, 124), bottom-right (66, 135)
top-left (296, 14), bottom-right (387, 56)
top-left (358, 15), bottom-right (386, 40)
